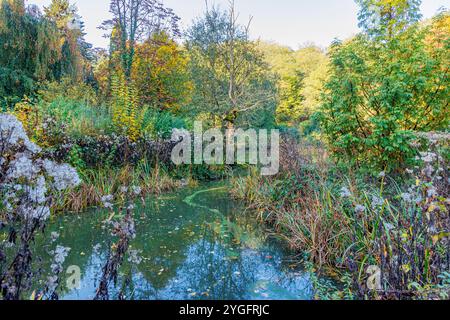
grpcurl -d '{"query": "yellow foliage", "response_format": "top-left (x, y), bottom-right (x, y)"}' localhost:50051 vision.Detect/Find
top-left (258, 42), bottom-right (329, 124)
top-left (132, 32), bottom-right (192, 111)
top-left (38, 77), bottom-right (98, 105)
top-left (13, 96), bottom-right (34, 134)
top-left (111, 73), bottom-right (140, 141)
top-left (425, 11), bottom-right (450, 51)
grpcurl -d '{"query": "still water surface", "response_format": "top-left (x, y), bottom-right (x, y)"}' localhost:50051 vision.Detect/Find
top-left (38, 183), bottom-right (313, 300)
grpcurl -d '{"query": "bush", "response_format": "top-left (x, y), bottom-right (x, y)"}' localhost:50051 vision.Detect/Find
top-left (319, 19), bottom-right (449, 172)
top-left (276, 125), bottom-right (300, 142)
top-left (40, 98), bottom-right (112, 138)
top-left (299, 113), bottom-right (322, 138)
top-left (141, 109), bottom-right (186, 140)
top-left (0, 67), bottom-right (35, 110)
top-left (38, 78), bottom-right (99, 106)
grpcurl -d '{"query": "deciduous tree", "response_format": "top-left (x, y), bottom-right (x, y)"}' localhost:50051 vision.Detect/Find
top-left (132, 32), bottom-right (192, 111)
top-left (101, 0), bottom-right (180, 80)
top-left (186, 1), bottom-right (276, 128)
top-left (320, 0), bottom-right (449, 171)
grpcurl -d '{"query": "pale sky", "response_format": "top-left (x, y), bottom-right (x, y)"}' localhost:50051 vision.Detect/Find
top-left (29, 0), bottom-right (449, 49)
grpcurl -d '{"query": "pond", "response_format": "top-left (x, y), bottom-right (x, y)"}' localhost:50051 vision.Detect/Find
top-left (35, 182), bottom-right (314, 300)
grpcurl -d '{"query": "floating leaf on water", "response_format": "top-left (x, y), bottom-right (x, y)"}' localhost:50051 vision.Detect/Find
top-left (432, 235), bottom-right (439, 245)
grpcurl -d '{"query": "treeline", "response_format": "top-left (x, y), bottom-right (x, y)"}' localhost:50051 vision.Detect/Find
top-left (0, 0), bottom-right (94, 107)
top-left (0, 0), bottom-right (281, 131)
top-left (258, 42), bottom-right (329, 129)
top-left (0, 0), bottom-right (449, 173)
top-left (0, 0), bottom-right (329, 131)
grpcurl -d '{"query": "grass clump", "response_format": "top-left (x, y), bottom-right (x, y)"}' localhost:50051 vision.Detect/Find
top-left (231, 135), bottom-right (450, 300)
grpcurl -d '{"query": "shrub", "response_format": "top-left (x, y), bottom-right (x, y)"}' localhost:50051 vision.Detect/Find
top-left (319, 11), bottom-right (449, 172)
top-left (0, 114), bottom-right (80, 299)
top-left (141, 109), bottom-right (186, 140)
top-left (38, 98), bottom-right (112, 138)
top-left (13, 97), bottom-right (113, 148)
top-left (38, 78), bottom-right (99, 106)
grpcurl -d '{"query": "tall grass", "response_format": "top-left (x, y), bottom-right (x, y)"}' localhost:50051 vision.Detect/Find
top-left (52, 162), bottom-right (180, 213)
top-left (231, 136), bottom-right (450, 299)
top-left (38, 98), bottom-right (113, 137)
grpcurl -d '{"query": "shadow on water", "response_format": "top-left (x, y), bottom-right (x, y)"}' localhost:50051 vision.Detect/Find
top-left (32, 182), bottom-right (314, 300)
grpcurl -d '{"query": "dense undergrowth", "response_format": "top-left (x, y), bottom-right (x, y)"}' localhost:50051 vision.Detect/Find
top-left (232, 135), bottom-right (450, 300)
top-left (10, 95), bottom-right (231, 213)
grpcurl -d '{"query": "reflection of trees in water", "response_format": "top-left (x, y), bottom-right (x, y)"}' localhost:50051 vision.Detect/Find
top-left (121, 241), bottom-right (258, 299)
top-left (129, 189), bottom-right (256, 294)
top-left (162, 209), bottom-right (271, 299)
top-left (119, 214), bottom-right (264, 299)
top-left (21, 211), bottom-right (110, 298)
top-left (181, 237), bottom-right (257, 299)
top-left (132, 212), bottom-right (211, 290)
top-left (127, 214), bottom-right (274, 300)
top-left (14, 185), bottom-right (313, 300)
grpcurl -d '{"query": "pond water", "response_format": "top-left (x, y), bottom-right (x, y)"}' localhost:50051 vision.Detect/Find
top-left (35, 183), bottom-right (314, 300)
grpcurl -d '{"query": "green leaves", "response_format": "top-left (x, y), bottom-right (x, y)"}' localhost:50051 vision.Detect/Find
top-left (319, 7), bottom-right (449, 172)
top-left (0, 0), bottom-right (93, 109)
top-left (356, 0), bottom-right (422, 39)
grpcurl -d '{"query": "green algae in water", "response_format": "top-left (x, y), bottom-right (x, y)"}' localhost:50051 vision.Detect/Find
top-left (22, 182), bottom-right (314, 300)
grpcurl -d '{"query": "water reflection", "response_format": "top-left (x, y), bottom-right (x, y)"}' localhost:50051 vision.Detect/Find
top-left (34, 183), bottom-right (313, 300)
